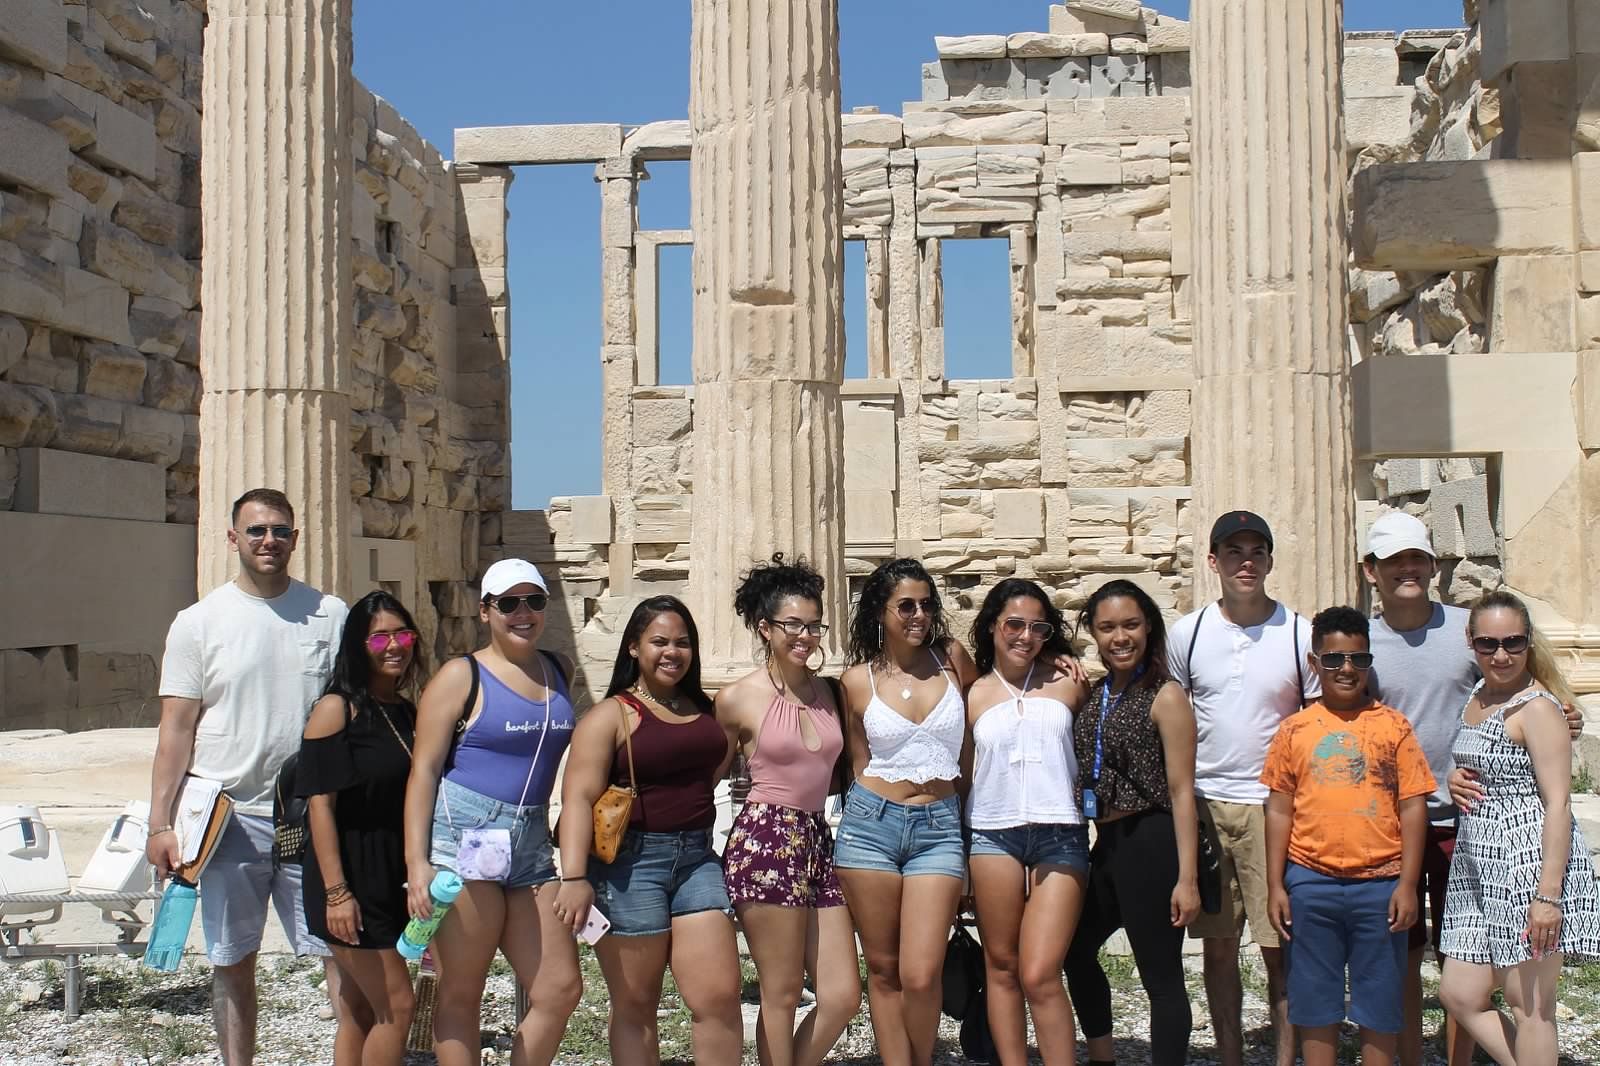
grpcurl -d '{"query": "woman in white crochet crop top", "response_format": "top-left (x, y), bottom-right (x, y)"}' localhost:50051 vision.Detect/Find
top-left (964, 579), bottom-right (1090, 1066)
top-left (835, 559), bottom-right (978, 1066)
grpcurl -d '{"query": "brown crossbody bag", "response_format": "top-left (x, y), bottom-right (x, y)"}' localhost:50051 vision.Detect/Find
top-left (591, 694), bottom-right (640, 863)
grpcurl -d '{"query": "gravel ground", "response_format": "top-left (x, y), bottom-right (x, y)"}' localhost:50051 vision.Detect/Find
top-left (2, 948), bottom-right (1599, 1064)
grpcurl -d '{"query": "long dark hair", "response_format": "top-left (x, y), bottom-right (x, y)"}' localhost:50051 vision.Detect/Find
top-left (1076, 579), bottom-right (1170, 691)
top-left (970, 578), bottom-right (1073, 677)
top-left (324, 590), bottom-right (422, 720)
top-left (847, 557), bottom-right (952, 666)
top-left (603, 595), bottom-right (715, 715)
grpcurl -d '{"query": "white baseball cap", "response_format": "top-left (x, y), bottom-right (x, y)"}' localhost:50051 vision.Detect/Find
top-left (1365, 511), bottom-right (1435, 560)
top-left (480, 558), bottom-right (548, 597)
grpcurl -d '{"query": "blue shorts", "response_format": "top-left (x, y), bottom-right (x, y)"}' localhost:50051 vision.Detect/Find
top-left (1283, 863), bottom-right (1407, 1033)
top-left (969, 823), bottom-right (1090, 873)
top-left (833, 783), bottom-right (965, 880)
top-left (590, 829), bottom-right (732, 937)
top-left (429, 777), bottom-right (556, 888)
top-left (198, 813), bottom-right (328, 966)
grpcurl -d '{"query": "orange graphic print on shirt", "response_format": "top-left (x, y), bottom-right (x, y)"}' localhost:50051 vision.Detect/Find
top-left (1260, 701), bottom-right (1435, 879)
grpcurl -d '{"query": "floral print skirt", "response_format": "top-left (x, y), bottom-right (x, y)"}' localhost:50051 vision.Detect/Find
top-left (723, 802), bottom-right (846, 908)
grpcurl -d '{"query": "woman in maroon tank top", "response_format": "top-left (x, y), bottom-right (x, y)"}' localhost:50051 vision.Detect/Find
top-left (716, 555), bottom-right (861, 1066)
top-left (554, 596), bottom-right (742, 1066)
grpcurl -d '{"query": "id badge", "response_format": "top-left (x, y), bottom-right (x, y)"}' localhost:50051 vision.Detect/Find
top-left (1081, 788), bottom-right (1098, 819)
top-left (457, 828), bottom-right (513, 882)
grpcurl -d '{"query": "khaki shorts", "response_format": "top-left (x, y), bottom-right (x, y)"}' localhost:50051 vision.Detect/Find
top-left (1189, 797), bottom-right (1279, 947)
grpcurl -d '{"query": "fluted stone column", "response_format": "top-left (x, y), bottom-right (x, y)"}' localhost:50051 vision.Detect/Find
top-left (197, 0), bottom-right (353, 596)
top-left (688, 0), bottom-right (847, 675)
top-left (1189, 0), bottom-right (1356, 611)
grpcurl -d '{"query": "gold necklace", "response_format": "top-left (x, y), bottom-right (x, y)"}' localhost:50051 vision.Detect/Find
top-left (631, 684), bottom-right (681, 712)
top-left (376, 702), bottom-right (412, 758)
top-left (770, 666), bottom-right (819, 706)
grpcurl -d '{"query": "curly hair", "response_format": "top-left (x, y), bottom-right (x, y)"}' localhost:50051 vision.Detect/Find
top-left (603, 596), bottom-right (715, 715)
top-left (846, 558), bottom-right (951, 666)
top-left (969, 578), bottom-right (1073, 677)
top-left (1076, 579), bottom-right (1170, 691)
top-left (1311, 605), bottom-right (1369, 648)
top-left (733, 554), bottom-right (826, 635)
top-left (1469, 589), bottom-right (1577, 707)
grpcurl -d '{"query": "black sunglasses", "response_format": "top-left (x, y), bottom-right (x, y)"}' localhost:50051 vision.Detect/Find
top-left (1471, 634), bottom-right (1529, 656)
top-left (488, 593), bottom-right (548, 614)
top-left (892, 598), bottom-right (935, 619)
top-left (241, 524), bottom-right (294, 542)
top-left (1317, 652), bottom-right (1374, 670)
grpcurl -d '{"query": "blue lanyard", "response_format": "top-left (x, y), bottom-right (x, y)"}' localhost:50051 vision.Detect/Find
top-left (1091, 667), bottom-right (1142, 785)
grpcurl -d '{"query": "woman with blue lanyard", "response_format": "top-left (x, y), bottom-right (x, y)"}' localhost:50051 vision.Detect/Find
top-left (965, 578), bottom-right (1089, 1066)
top-left (1063, 580), bottom-right (1201, 1066)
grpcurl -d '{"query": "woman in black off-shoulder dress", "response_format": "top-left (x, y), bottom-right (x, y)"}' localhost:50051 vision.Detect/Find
top-left (299, 590), bottom-right (422, 1066)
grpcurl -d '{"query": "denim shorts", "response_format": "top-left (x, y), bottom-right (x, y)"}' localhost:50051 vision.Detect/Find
top-left (589, 829), bottom-right (733, 937)
top-left (833, 783), bottom-right (966, 880)
top-left (969, 823), bottom-right (1090, 873)
top-left (1282, 863), bottom-right (1407, 1033)
top-left (429, 777), bottom-right (556, 888)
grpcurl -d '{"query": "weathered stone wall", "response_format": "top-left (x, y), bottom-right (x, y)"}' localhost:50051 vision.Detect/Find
top-left (0, 0), bottom-right (504, 727)
top-left (1345, 20), bottom-right (1506, 605)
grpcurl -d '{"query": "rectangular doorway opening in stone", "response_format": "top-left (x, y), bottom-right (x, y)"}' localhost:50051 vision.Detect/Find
top-left (638, 160), bottom-right (690, 231)
top-left (844, 239), bottom-right (869, 379)
top-left (940, 238), bottom-right (1015, 382)
top-left (505, 166), bottom-right (604, 510)
top-left (657, 243), bottom-right (694, 386)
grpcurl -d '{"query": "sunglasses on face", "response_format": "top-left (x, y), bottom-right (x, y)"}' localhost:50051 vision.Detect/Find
top-left (1317, 652), bottom-right (1374, 670)
top-left (240, 524), bottom-right (294, 542)
top-left (1472, 634), bottom-right (1530, 656)
top-left (366, 630), bottom-right (418, 654)
top-left (1000, 617), bottom-right (1055, 640)
top-left (489, 593), bottom-right (548, 615)
top-left (767, 618), bottom-right (829, 638)
top-left (892, 598), bottom-right (935, 619)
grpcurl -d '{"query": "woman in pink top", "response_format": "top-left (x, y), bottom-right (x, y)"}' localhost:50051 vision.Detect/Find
top-left (716, 555), bottom-right (862, 1066)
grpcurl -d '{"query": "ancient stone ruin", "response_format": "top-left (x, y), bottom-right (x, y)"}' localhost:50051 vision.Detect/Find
top-left (1, 0), bottom-right (1597, 725)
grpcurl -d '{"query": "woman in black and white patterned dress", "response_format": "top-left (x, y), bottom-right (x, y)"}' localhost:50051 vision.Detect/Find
top-left (1438, 590), bottom-right (1600, 1066)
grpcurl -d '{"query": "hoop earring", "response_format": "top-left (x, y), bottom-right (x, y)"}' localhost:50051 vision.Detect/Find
top-left (808, 645), bottom-right (826, 674)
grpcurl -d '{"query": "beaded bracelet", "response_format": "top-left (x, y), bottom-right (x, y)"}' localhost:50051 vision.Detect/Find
top-left (1533, 892), bottom-right (1562, 908)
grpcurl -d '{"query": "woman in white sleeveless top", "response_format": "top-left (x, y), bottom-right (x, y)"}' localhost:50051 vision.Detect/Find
top-left (835, 558), bottom-right (978, 1066)
top-left (965, 578), bottom-right (1089, 1066)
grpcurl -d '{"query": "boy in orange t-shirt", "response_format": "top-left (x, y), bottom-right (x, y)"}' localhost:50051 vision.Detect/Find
top-left (1262, 606), bottom-right (1435, 1066)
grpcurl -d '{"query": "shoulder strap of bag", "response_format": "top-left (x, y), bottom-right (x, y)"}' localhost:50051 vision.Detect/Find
top-left (1291, 609), bottom-right (1306, 706)
top-left (614, 693), bottom-right (641, 793)
top-left (1185, 603), bottom-right (1210, 691)
top-left (455, 654), bottom-right (481, 735)
top-left (539, 648), bottom-right (568, 687)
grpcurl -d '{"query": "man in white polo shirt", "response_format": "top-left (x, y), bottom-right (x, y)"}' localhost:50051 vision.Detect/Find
top-left (1168, 510), bottom-right (1315, 1066)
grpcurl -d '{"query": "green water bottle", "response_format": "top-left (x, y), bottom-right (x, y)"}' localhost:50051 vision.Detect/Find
top-left (397, 871), bottom-right (463, 960)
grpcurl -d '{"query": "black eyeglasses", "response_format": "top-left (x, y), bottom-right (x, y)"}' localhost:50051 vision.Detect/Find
top-left (892, 598), bottom-right (935, 619)
top-left (1317, 652), bottom-right (1374, 670)
top-left (1000, 617), bottom-right (1055, 640)
top-left (241, 524), bottom-right (294, 542)
top-left (1472, 634), bottom-right (1529, 656)
top-left (489, 593), bottom-right (548, 614)
top-left (767, 618), bottom-right (829, 638)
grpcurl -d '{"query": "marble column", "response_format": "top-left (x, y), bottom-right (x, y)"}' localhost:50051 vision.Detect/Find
top-left (1189, 0), bottom-right (1357, 611)
top-left (197, 0), bottom-right (353, 597)
top-left (688, 0), bottom-right (848, 675)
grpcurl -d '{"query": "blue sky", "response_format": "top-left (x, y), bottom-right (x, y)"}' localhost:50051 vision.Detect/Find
top-left (351, 0), bottom-right (1467, 511)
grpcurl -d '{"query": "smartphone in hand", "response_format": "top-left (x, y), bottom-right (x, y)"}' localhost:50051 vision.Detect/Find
top-left (577, 907), bottom-right (611, 945)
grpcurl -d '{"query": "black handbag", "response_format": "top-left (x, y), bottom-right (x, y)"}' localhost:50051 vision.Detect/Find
top-left (958, 987), bottom-right (999, 1063)
top-left (941, 919), bottom-right (985, 1021)
top-left (272, 753), bottom-right (309, 867)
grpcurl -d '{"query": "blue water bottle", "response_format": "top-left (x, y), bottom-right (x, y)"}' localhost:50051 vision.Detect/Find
top-left (397, 871), bottom-right (464, 960)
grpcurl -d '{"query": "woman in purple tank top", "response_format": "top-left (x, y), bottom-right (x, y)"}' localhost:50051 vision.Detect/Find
top-left (401, 559), bottom-right (580, 1066)
top-left (716, 555), bottom-right (861, 1066)
top-left (555, 596), bottom-right (743, 1066)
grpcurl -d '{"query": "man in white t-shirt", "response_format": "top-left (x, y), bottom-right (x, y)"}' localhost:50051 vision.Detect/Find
top-left (1167, 511), bottom-right (1315, 1066)
top-left (145, 488), bottom-right (348, 1066)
